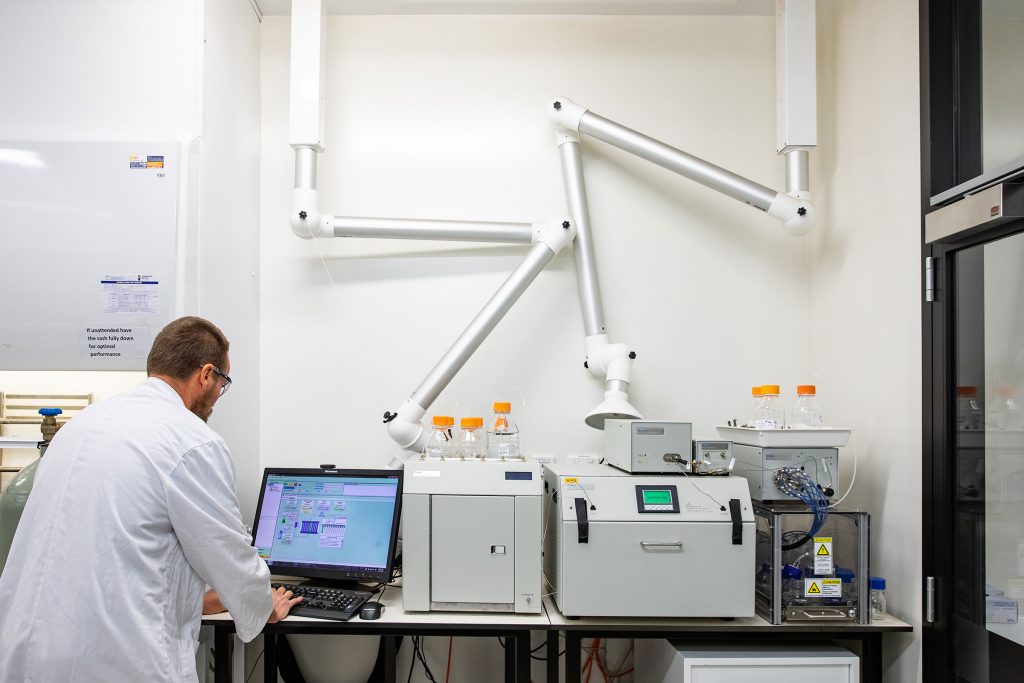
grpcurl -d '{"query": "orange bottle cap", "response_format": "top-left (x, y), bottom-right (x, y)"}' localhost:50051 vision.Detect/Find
top-left (761, 384), bottom-right (780, 395)
top-left (433, 415), bottom-right (454, 426)
top-left (461, 417), bottom-right (484, 428)
top-left (796, 385), bottom-right (816, 396)
top-left (955, 386), bottom-right (978, 397)
top-left (493, 402), bottom-right (511, 413)
top-left (751, 386), bottom-right (762, 397)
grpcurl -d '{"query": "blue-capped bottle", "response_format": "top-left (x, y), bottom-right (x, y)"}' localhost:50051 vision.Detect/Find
top-left (870, 577), bottom-right (887, 620)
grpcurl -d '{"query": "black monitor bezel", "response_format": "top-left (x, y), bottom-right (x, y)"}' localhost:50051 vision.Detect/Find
top-left (251, 467), bottom-right (403, 584)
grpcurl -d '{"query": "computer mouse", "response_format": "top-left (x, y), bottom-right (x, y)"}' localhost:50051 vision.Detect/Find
top-left (360, 601), bottom-right (384, 620)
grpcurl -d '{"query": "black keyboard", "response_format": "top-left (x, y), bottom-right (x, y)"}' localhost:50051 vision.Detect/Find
top-left (272, 582), bottom-right (374, 622)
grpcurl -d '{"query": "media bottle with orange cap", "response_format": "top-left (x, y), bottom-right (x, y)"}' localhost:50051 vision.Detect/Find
top-left (955, 387), bottom-right (983, 431)
top-left (487, 402), bottom-right (520, 459)
top-left (455, 417), bottom-right (486, 460)
top-left (754, 385), bottom-right (785, 429)
top-left (747, 386), bottom-right (763, 427)
top-left (791, 385), bottom-right (824, 428)
top-left (424, 416), bottom-right (455, 459)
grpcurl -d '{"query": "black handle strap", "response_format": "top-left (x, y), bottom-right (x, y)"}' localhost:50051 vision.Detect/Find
top-left (575, 498), bottom-right (589, 544)
top-left (729, 498), bottom-right (743, 545)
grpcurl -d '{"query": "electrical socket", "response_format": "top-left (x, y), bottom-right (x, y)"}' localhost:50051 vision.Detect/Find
top-left (531, 454), bottom-right (555, 464)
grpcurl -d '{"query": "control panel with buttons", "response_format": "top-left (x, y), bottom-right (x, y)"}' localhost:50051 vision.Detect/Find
top-left (634, 484), bottom-right (680, 513)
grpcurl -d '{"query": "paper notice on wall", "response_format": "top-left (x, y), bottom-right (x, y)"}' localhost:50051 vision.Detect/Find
top-left (77, 325), bottom-right (151, 360)
top-left (101, 275), bottom-right (160, 314)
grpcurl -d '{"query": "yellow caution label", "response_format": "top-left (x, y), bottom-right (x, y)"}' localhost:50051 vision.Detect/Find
top-left (813, 537), bottom-right (834, 574)
top-left (564, 477), bottom-right (578, 484)
top-left (805, 577), bottom-right (842, 598)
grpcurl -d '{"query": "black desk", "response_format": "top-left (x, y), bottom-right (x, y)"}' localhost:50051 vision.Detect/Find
top-left (201, 586), bottom-right (549, 683)
top-left (544, 597), bottom-right (913, 683)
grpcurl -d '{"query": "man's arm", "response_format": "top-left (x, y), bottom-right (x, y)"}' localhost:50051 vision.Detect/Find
top-left (165, 440), bottom-right (282, 641)
top-left (204, 588), bottom-right (302, 619)
top-left (203, 590), bottom-right (225, 615)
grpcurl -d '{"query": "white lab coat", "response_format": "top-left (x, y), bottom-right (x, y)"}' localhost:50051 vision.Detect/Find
top-left (0, 378), bottom-right (272, 683)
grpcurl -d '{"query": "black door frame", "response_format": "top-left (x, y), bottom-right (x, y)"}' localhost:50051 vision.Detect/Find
top-left (921, 0), bottom-right (1024, 679)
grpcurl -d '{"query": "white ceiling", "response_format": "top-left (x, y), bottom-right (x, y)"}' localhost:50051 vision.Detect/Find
top-left (255, 0), bottom-right (775, 16)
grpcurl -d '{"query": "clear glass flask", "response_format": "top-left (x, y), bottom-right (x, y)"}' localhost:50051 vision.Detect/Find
top-left (754, 385), bottom-right (785, 429)
top-left (456, 417), bottom-right (485, 460)
top-left (487, 402), bottom-right (520, 459)
top-left (791, 385), bottom-right (824, 428)
top-left (424, 415), bottom-right (454, 459)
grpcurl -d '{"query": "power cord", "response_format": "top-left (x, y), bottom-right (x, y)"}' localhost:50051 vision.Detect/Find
top-left (244, 649), bottom-right (264, 683)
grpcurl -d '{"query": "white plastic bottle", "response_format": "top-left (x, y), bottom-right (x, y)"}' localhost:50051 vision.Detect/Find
top-left (791, 385), bottom-right (824, 428)
top-left (487, 402), bottom-right (520, 459)
top-left (955, 386), bottom-right (983, 431)
top-left (870, 576), bottom-right (887, 619)
top-left (424, 416), bottom-right (454, 459)
top-left (455, 417), bottom-right (485, 460)
top-left (754, 385), bottom-right (785, 429)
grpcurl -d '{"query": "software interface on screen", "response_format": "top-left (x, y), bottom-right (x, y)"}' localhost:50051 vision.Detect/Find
top-left (254, 473), bottom-right (399, 572)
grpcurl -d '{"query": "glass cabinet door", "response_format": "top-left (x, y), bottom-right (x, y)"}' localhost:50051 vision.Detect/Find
top-left (948, 230), bottom-right (1024, 681)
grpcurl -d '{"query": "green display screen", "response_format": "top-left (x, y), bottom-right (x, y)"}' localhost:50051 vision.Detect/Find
top-left (642, 490), bottom-right (672, 505)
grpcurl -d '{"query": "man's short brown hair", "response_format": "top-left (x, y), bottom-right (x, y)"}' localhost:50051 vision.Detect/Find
top-left (147, 316), bottom-right (230, 380)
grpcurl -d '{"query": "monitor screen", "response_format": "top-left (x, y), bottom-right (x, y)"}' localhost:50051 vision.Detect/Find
top-left (251, 468), bottom-right (402, 584)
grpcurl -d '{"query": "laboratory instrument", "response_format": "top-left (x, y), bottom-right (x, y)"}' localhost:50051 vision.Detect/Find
top-left (691, 440), bottom-right (733, 475)
top-left (0, 408), bottom-right (62, 573)
top-left (754, 503), bottom-right (870, 624)
top-left (731, 444), bottom-right (838, 502)
top-left (403, 458), bottom-right (542, 613)
top-left (543, 463), bottom-right (754, 617)
top-left (250, 467), bottom-right (403, 621)
top-left (603, 419), bottom-right (692, 474)
top-left (635, 641), bottom-right (860, 683)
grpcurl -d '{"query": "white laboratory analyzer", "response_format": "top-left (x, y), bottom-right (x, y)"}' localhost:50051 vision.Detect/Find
top-left (543, 463), bottom-right (755, 617)
top-left (402, 458), bottom-right (543, 613)
top-left (603, 419), bottom-right (693, 473)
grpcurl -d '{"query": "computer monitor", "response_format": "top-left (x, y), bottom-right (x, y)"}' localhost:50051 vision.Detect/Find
top-left (251, 467), bottom-right (402, 585)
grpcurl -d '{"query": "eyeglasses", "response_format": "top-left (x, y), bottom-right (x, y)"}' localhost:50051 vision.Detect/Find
top-left (200, 365), bottom-right (232, 396)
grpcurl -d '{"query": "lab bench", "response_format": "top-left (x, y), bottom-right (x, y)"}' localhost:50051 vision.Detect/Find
top-left (201, 587), bottom-right (911, 683)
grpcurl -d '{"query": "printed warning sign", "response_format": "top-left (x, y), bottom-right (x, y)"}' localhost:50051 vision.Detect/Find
top-left (805, 578), bottom-right (842, 598)
top-left (813, 536), bottom-right (834, 574)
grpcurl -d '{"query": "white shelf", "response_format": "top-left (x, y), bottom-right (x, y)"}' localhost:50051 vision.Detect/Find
top-left (716, 426), bottom-right (852, 448)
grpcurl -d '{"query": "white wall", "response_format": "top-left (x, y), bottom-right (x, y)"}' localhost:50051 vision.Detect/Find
top-left (0, 0), bottom-right (262, 512)
top-left (260, 13), bottom-right (815, 683)
top-left (199, 0), bottom-right (263, 521)
top-left (0, 0), bottom-right (200, 470)
top-left (813, 1), bottom-right (922, 681)
top-left (259, 14), bottom-right (812, 475)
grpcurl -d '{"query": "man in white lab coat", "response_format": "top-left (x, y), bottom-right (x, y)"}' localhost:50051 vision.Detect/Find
top-left (0, 316), bottom-right (301, 682)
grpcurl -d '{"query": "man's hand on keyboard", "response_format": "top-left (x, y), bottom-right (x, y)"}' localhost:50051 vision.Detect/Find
top-left (267, 586), bottom-right (304, 624)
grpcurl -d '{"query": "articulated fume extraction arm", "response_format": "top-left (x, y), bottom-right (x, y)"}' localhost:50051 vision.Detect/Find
top-left (285, 0), bottom-right (818, 459)
top-left (547, 98), bottom-right (815, 236)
